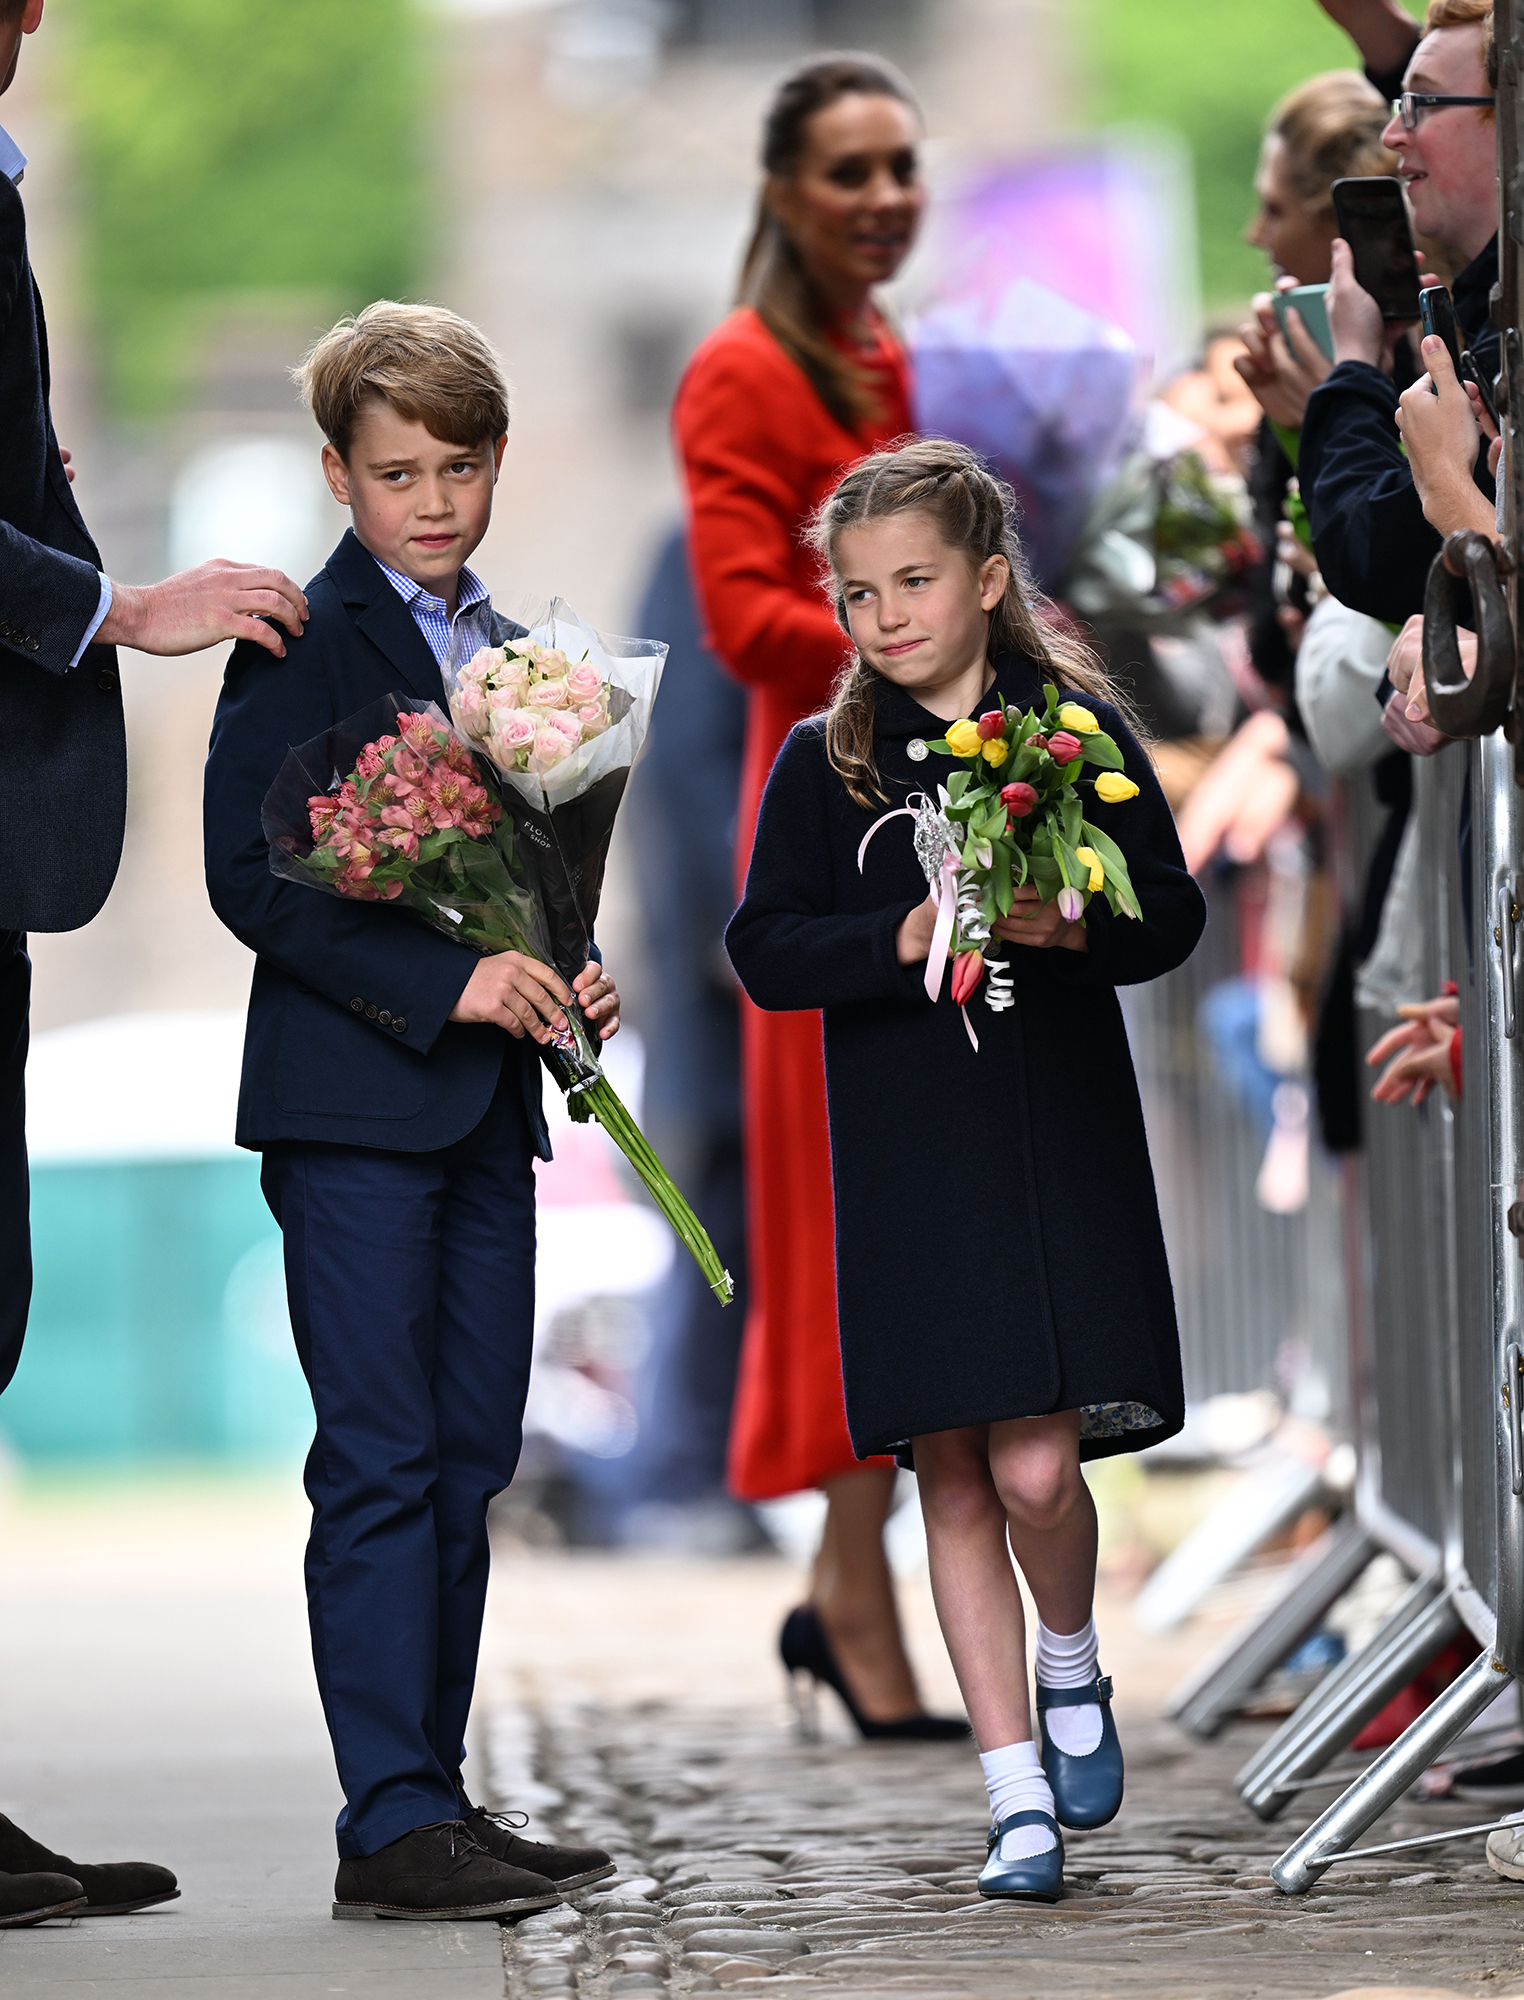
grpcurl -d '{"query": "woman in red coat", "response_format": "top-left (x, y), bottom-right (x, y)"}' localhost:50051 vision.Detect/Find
top-left (673, 53), bottom-right (963, 1738)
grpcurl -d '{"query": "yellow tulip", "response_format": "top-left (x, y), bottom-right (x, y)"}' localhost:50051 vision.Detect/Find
top-left (945, 719), bottom-right (982, 758)
top-left (981, 737), bottom-right (1009, 767)
top-left (1094, 771), bottom-right (1140, 804)
top-left (1075, 844), bottom-right (1104, 892)
top-left (1057, 703), bottom-right (1099, 734)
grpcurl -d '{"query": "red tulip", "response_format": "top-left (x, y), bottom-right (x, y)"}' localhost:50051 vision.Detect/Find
top-left (1047, 730), bottom-right (1083, 765)
top-left (951, 948), bottom-right (984, 1005)
top-left (1000, 781), bottom-right (1038, 817)
top-left (1024, 732), bottom-right (1049, 752)
top-left (976, 711), bottom-right (1006, 741)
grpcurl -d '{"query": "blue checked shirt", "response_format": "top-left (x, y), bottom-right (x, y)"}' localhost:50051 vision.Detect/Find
top-left (373, 554), bottom-right (490, 667)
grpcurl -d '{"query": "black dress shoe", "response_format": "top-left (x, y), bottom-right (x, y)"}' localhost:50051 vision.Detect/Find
top-left (333, 1820), bottom-right (561, 1921)
top-left (0, 1815), bottom-right (178, 1917)
top-left (0, 1872), bottom-right (88, 1927)
top-left (779, 1605), bottom-right (971, 1742)
top-left (462, 1807), bottom-right (615, 1892)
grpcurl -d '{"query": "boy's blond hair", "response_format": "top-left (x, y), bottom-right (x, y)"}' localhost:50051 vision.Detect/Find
top-left (298, 301), bottom-right (510, 458)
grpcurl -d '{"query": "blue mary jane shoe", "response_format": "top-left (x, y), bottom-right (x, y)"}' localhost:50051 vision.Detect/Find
top-left (977, 1810), bottom-right (1064, 1902)
top-left (1036, 1672), bottom-right (1124, 1829)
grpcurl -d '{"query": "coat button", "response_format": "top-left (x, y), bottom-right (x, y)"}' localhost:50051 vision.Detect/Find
top-left (350, 997), bottom-right (364, 1013)
top-left (97, 666), bottom-right (119, 691)
top-left (365, 1003), bottom-right (379, 1020)
top-left (27, 637), bottom-right (41, 651)
top-left (392, 1017), bottom-right (408, 1034)
top-left (377, 1009), bottom-right (392, 1026)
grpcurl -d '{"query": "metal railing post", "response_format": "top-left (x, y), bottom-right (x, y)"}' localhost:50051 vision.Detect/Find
top-left (1270, 1651), bottom-right (1513, 1893)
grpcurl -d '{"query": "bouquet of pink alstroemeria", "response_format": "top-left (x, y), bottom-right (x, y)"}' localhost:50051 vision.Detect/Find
top-left (263, 693), bottom-right (731, 1304)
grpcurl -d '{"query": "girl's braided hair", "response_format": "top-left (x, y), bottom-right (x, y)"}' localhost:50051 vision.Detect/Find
top-left (808, 437), bottom-right (1137, 808)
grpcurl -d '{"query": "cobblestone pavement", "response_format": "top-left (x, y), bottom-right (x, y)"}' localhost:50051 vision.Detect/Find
top-left (488, 1687), bottom-right (1524, 2000)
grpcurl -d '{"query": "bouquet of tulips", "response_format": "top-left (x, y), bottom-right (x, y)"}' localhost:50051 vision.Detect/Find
top-left (863, 686), bottom-right (1142, 1044)
top-left (263, 691), bottom-right (732, 1304)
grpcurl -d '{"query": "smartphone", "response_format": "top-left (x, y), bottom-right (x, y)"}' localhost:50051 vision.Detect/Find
top-left (1418, 281), bottom-right (1500, 425)
top-left (1272, 283), bottom-right (1334, 361)
top-left (1418, 284), bottom-right (1464, 379)
top-left (1331, 176), bottom-right (1422, 320)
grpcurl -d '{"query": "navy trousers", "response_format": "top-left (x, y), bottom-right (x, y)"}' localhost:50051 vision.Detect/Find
top-left (261, 1054), bottom-right (536, 1858)
top-left (0, 932), bottom-right (31, 1397)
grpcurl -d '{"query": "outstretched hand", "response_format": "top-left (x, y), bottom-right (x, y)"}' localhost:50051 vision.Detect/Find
top-left (1366, 996), bottom-right (1460, 1106)
top-left (98, 558), bottom-right (309, 659)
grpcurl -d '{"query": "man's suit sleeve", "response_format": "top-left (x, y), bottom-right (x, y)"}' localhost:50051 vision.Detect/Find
top-left (1301, 361), bottom-right (1439, 625)
top-left (0, 186), bottom-right (104, 675)
top-left (0, 522), bottom-right (104, 673)
top-left (203, 631), bottom-right (484, 1057)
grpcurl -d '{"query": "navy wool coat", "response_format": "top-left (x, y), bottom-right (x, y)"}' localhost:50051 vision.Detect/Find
top-left (204, 529), bottom-right (549, 1159)
top-left (726, 660), bottom-right (1206, 1462)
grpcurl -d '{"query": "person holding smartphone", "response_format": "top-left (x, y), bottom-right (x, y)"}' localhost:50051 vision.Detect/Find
top-left (1233, 70), bottom-right (1401, 698)
top-left (1299, 0), bottom-right (1499, 626)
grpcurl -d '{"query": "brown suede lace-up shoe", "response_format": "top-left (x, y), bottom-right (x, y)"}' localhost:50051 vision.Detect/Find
top-left (0, 1816), bottom-right (177, 1917)
top-left (0, 1872), bottom-right (88, 1927)
top-left (462, 1807), bottom-right (615, 1892)
top-left (332, 1819), bottom-right (561, 1921)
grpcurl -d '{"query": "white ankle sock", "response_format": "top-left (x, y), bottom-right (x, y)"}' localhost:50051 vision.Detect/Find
top-left (1034, 1616), bottom-right (1102, 1756)
top-left (979, 1740), bottom-right (1056, 1858)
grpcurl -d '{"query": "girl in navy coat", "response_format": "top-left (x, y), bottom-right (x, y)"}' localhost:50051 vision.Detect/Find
top-left (727, 441), bottom-right (1205, 1901)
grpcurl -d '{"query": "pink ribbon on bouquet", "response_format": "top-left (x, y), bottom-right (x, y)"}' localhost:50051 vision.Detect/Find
top-left (857, 803), bottom-right (978, 1051)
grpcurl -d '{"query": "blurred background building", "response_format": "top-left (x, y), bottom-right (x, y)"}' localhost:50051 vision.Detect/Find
top-left (5, 0), bottom-right (1393, 1488)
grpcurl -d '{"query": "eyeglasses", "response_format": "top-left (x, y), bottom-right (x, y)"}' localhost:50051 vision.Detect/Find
top-left (1391, 91), bottom-right (1495, 129)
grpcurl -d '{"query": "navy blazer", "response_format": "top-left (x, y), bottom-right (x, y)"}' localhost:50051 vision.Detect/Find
top-left (0, 173), bottom-right (125, 932)
top-left (204, 529), bottom-right (551, 1158)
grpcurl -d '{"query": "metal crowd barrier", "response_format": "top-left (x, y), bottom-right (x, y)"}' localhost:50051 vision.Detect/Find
top-left (1260, 0), bottom-right (1524, 1889)
top-left (1234, 747), bottom-right (1480, 1819)
top-left (1121, 851), bottom-right (1353, 1660)
top-left (1125, 737), bottom-right (1524, 1881)
top-left (1269, 733), bottom-right (1524, 1892)
top-left (1124, 862), bottom-right (1348, 1417)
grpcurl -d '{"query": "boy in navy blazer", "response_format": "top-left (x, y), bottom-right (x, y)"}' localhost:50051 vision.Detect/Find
top-left (204, 303), bottom-right (617, 1922)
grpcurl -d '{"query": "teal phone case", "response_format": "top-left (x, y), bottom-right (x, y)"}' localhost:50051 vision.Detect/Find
top-left (1272, 283), bottom-right (1334, 362)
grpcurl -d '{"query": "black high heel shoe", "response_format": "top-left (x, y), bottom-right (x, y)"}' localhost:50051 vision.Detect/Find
top-left (779, 1604), bottom-right (970, 1742)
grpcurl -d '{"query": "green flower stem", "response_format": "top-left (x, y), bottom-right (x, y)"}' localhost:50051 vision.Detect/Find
top-left (577, 1073), bottom-right (733, 1305)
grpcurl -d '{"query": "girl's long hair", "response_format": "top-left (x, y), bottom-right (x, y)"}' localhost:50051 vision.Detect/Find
top-left (809, 438), bottom-right (1139, 809)
top-left (738, 52), bottom-right (919, 433)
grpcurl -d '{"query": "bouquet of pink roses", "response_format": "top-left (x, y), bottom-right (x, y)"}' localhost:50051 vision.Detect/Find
top-left (449, 634), bottom-right (616, 775)
top-left (263, 692), bottom-right (730, 1304)
top-left (444, 600), bottom-right (662, 994)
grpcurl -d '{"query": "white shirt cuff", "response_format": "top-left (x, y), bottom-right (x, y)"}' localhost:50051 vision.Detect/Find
top-left (69, 574), bottom-right (112, 670)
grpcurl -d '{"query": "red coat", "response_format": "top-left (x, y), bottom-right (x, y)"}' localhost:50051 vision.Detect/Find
top-left (673, 306), bottom-right (913, 1499)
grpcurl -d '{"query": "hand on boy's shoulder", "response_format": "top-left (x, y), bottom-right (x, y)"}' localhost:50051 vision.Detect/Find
top-left (102, 558), bottom-right (309, 660)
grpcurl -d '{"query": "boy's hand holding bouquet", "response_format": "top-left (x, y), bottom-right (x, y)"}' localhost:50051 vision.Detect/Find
top-left (263, 636), bottom-right (731, 1304)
